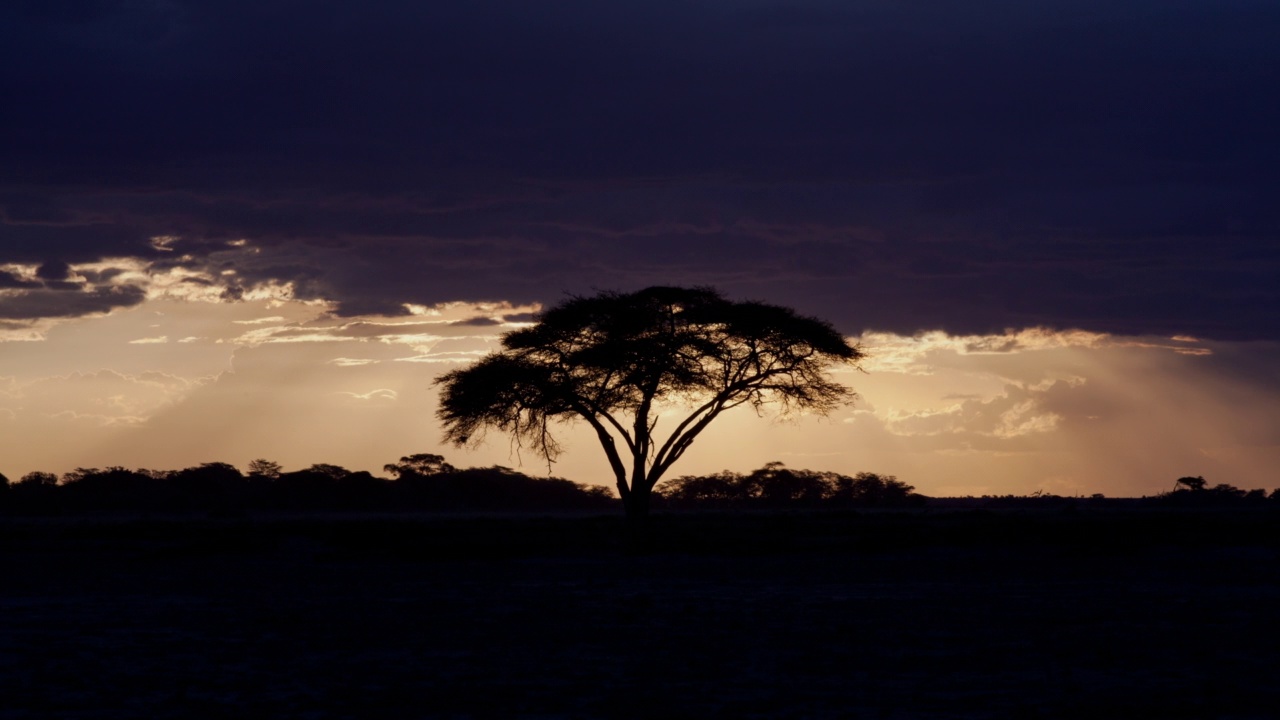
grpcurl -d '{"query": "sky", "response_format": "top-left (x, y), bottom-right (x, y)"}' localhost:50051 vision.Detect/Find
top-left (2, 1), bottom-right (1278, 495)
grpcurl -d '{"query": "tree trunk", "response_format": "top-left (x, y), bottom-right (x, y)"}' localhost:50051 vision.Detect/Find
top-left (622, 483), bottom-right (652, 553)
top-left (623, 483), bottom-right (651, 518)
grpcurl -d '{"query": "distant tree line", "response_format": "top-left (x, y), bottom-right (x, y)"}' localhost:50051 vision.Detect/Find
top-left (0, 457), bottom-right (923, 515)
top-left (0, 455), bottom-right (614, 516)
top-left (2, 462), bottom-right (1272, 516)
top-left (1153, 475), bottom-right (1278, 507)
top-left (946, 475), bottom-right (1279, 509)
top-left (655, 462), bottom-right (926, 509)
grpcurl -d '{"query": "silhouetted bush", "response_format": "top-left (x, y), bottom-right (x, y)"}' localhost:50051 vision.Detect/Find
top-left (1176, 475), bottom-right (1208, 492)
top-left (659, 463), bottom-right (924, 509)
top-left (392, 465), bottom-right (615, 511)
top-left (246, 458), bottom-right (282, 479)
top-left (828, 471), bottom-right (923, 507)
top-left (0, 456), bottom-right (615, 515)
top-left (3, 472), bottom-right (59, 513)
top-left (1243, 488), bottom-right (1268, 504)
top-left (268, 464), bottom-right (382, 510)
top-left (166, 463), bottom-right (249, 513)
top-left (60, 467), bottom-right (164, 512)
top-left (982, 492), bottom-right (1078, 509)
top-left (384, 453), bottom-right (456, 479)
top-left (1154, 477), bottom-right (1273, 507)
top-left (20, 472), bottom-right (59, 487)
top-left (4, 460), bottom-right (1272, 516)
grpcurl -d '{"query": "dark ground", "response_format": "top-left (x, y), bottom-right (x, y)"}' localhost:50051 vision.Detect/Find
top-left (1, 509), bottom-right (1277, 718)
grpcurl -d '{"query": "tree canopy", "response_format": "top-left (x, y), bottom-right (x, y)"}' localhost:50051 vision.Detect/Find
top-left (435, 286), bottom-right (864, 517)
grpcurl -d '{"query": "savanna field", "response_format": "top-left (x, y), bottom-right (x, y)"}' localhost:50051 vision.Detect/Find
top-left (2, 508), bottom-right (1276, 718)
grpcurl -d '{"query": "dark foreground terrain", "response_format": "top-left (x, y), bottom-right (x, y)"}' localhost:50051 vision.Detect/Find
top-left (1, 509), bottom-right (1277, 718)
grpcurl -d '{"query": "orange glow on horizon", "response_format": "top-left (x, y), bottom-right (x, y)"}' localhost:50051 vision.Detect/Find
top-left (1, 294), bottom-right (1277, 498)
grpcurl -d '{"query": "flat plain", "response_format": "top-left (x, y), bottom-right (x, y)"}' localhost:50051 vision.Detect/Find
top-left (1, 509), bottom-right (1276, 718)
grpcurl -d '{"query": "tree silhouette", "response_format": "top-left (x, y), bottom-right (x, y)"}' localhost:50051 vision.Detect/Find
top-left (168, 462), bottom-right (246, 513)
top-left (19, 472), bottom-right (58, 486)
top-left (1175, 475), bottom-right (1208, 492)
top-left (743, 462), bottom-right (829, 504)
top-left (384, 453), bottom-right (456, 479)
top-left (436, 286), bottom-right (863, 519)
top-left (828, 472), bottom-right (919, 507)
top-left (247, 459), bottom-right (283, 479)
top-left (7, 471), bottom-right (60, 512)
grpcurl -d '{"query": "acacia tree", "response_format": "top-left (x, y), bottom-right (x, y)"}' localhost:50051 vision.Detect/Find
top-left (435, 286), bottom-right (863, 518)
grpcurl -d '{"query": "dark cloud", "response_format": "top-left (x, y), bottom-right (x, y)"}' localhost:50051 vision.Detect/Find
top-left (0, 285), bottom-right (147, 320)
top-left (36, 261), bottom-right (71, 281)
top-left (1, 1), bottom-right (1277, 337)
top-left (40, 280), bottom-right (85, 292)
top-left (451, 317), bottom-right (503, 327)
top-left (77, 267), bottom-right (127, 284)
top-left (0, 271), bottom-right (39, 289)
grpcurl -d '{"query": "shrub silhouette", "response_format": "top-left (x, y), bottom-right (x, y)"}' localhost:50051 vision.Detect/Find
top-left (384, 453), bottom-right (456, 479)
top-left (270, 464), bottom-right (372, 510)
top-left (660, 463), bottom-right (923, 509)
top-left (5, 459), bottom-right (1271, 516)
top-left (1243, 488), bottom-right (1268, 503)
top-left (247, 459), bottom-right (283, 479)
top-left (167, 463), bottom-right (246, 511)
top-left (0, 455), bottom-right (615, 515)
top-left (60, 467), bottom-right (161, 512)
top-left (1175, 475), bottom-right (1208, 491)
top-left (392, 464), bottom-right (613, 511)
top-left (19, 472), bottom-right (59, 486)
top-left (829, 472), bottom-right (923, 507)
top-left (1159, 477), bottom-right (1271, 507)
top-left (746, 462), bottom-right (830, 504)
top-left (3, 472), bottom-right (60, 513)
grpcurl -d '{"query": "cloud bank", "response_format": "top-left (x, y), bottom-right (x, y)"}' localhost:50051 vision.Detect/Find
top-left (1, 1), bottom-right (1277, 339)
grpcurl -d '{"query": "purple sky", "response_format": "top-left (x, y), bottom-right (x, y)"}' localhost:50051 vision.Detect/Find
top-left (3, 0), bottom-right (1278, 339)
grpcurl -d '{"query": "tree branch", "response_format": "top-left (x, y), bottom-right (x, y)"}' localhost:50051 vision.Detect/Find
top-left (577, 397), bottom-right (637, 454)
top-left (569, 400), bottom-right (632, 497)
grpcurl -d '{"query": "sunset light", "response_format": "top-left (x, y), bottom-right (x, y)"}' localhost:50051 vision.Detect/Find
top-left (2, 2), bottom-right (1278, 714)
top-left (2, 279), bottom-right (1275, 496)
